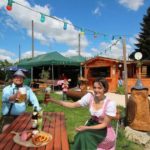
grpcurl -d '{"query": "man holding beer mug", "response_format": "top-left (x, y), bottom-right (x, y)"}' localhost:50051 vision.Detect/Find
top-left (1, 70), bottom-right (41, 132)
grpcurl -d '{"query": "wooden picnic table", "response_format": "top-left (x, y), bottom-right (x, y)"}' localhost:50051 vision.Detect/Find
top-left (0, 112), bottom-right (69, 150)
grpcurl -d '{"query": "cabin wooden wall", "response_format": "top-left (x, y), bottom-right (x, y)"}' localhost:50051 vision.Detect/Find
top-left (83, 58), bottom-right (119, 92)
top-left (82, 57), bottom-right (150, 95)
top-left (127, 78), bottom-right (150, 94)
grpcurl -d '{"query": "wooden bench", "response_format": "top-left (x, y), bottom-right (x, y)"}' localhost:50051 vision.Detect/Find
top-left (0, 112), bottom-right (69, 150)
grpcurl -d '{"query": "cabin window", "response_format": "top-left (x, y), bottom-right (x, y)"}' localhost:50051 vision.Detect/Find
top-left (142, 65), bottom-right (150, 77)
top-left (147, 66), bottom-right (150, 77)
top-left (90, 67), bottom-right (110, 78)
top-left (127, 64), bottom-right (136, 78)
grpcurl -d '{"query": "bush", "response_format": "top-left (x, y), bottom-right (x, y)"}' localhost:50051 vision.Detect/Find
top-left (116, 86), bottom-right (125, 95)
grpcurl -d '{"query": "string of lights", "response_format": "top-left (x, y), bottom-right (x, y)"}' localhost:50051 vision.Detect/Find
top-left (99, 37), bottom-right (121, 55)
top-left (5, 0), bottom-right (132, 39)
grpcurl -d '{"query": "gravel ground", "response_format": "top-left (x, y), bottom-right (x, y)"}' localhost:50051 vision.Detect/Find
top-left (106, 92), bottom-right (126, 107)
top-left (106, 92), bottom-right (150, 107)
top-left (56, 91), bottom-right (150, 108)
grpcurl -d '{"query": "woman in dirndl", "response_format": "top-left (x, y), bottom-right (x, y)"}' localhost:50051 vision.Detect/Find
top-left (49, 77), bottom-right (117, 150)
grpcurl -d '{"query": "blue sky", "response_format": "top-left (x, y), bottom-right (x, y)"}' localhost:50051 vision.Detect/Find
top-left (0, 0), bottom-right (150, 62)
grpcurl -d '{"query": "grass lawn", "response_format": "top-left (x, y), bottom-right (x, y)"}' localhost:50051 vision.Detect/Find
top-left (0, 89), bottom-right (144, 150)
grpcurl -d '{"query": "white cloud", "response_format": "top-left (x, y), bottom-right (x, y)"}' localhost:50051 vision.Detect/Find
top-left (128, 34), bottom-right (139, 45)
top-left (0, 55), bottom-right (13, 62)
top-left (61, 49), bottom-right (92, 58)
top-left (0, 48), bottom-right (46, 63)
top-left (0, 0), bottom-right (138, 62)
top-left (92, 1), bottom-right (104, 16)
top-left (5, 18), bottom-right (18, 30)
top-left (118, 0), bottom-right (144, 11)
top-left (1, 0), bottom-right (88, 50)
top-left (0, 48), bottom-right (16, 62)
top-left (21, 50), bottom-right (46, 59)
top-left (0, 49), bottom-right (15, 56)
top-left (97, 40), bottom-right (132, 60)
top-left (91, 48), bottom-right (100, 53)
top-left (128, 37), bottom-right (137, 45)
top-left (92, 7), bottom-right (101, 16)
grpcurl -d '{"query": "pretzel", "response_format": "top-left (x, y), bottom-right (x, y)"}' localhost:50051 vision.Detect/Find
top-left (32, 132), bottom-right (50, 146)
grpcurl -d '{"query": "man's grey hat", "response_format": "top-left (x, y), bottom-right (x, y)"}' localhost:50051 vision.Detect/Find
top-left (131, 79), bottom-right (148, 91)
top-left (13, 69), bottom-right (26, 78)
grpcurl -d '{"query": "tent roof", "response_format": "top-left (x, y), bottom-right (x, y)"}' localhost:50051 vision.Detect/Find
top-left (18, 51), bottom-right (81, 67)
top-left (69, 55), bottom-right (86, 63)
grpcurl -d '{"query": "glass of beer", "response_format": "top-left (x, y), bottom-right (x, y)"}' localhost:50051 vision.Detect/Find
top-left (16, 87), bottom-right (27, 103)
top-left (37, 109), bottom-right (43, 131)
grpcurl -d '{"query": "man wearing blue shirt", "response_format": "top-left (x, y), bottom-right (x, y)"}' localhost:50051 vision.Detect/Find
top-left (1, 69), bottom-right (41, 132)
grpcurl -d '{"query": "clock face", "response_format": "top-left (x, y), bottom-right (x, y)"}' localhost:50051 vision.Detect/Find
top-left (134, 52), bottom-right (142, 60)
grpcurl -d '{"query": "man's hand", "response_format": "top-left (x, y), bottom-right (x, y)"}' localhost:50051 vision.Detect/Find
top-left (9, 92), bottom-right (19, 102)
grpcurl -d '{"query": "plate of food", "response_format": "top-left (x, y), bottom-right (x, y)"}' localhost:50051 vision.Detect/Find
top-left (11, 130), bottom-right (52, 147)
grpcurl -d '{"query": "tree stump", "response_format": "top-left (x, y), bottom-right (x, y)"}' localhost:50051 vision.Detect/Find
top-left (127, 89), bottom-right (150, 131)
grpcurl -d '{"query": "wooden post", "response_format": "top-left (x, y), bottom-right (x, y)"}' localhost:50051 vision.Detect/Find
top-left (78, 33), bottom-right (81, 56)
top-left (122, 37), bottom-right (128, 107)
top-left (138, 62), bottom-right (142, 79)
top-left (31, 20), bottom-right (34, 81)
top-left (32, 20), bottom-right (34, 58)
top-left (19, 44), bottom-right (21, 62)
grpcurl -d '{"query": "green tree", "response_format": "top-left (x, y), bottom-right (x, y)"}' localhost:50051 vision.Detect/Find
top-left (129, 7), bottom-right (150, 60)
top-left (0, 60), bottom-right (12, 81)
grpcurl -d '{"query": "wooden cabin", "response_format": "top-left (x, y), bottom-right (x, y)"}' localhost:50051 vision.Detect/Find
top-left (81, 56), bottom-right (150, 94)
top-left (81, 56), bottom-right (120, 92)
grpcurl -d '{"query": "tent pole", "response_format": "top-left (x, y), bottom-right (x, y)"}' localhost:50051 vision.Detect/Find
top-left (78, 33), bottom-right (81, 56)
top-left (31, 67), bottom-right (33, 82)
top-left (32, 20), bottom-right (34, 58)
top-left (80, 66), bottom-right (82, 77)
top-left (52, 64), bottom-right (54, 92)
top-left (19, 44), bottom-right (21, 62)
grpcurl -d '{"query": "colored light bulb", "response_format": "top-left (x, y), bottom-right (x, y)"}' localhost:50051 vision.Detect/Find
top-left (6, 5), bottom-right (12, 11)
top-left (6, 0), bottom-right (13, 11)
top-left (63, 22), bottom-right (67, 30)
top-left (40, 14), bottom-right (45, 23)
top-left (80, 28), bottom-right (85, 35)
top-left (94, 32), bottom-right (97, 38)
top-left (80, 31), bottom-right (85, 35)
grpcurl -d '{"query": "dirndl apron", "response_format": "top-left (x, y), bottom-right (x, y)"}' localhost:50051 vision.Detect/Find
top-left (97, 99), bottom-right (116, 150)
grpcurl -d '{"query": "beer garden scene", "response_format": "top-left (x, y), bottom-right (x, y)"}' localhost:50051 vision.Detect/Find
top-left (0, 0), bottom-right (150, 149)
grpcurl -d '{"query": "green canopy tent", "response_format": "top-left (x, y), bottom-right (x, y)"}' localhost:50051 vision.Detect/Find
top-left (17, 58), bottom-right (32, 69)
top-left (69, 55), bottom-right (86, 63)
top-left (69, 55), bottom-right (86, 77)
top-left (18, 51), bottom-right (81, 67)
top-left (18, 51), bottom-right (85, 90)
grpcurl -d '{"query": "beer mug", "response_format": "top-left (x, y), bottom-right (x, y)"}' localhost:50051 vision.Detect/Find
top-left (16, 87), bottom-right (27, 103)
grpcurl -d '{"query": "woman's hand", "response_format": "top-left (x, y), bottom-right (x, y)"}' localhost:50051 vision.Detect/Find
top-left (75, 126), bottom-right (89, 132)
